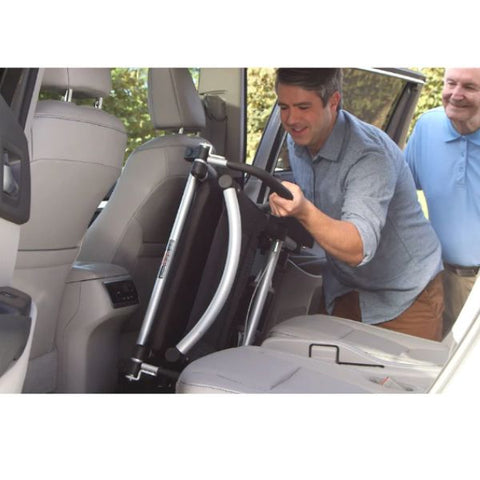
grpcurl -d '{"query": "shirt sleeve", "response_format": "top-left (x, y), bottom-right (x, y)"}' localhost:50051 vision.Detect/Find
top-left (404, 126), bottom-right (422, 189)
top-left (341, 150), bottom-right (397, 266)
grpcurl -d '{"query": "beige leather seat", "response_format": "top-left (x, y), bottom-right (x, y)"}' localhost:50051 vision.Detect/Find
top-left (262, 314), bottom-right (450, 368)
top-left (177, 277), bottom-right (480, 393)
top-left (176, 319), bottom-right (450, 393)
top-left (13, 68), bottom-right (127, 392)
top-left (77, 68), bottom-right (210, 355)
top-left (261, 274), bottom-right (480, 371)
top-left (176, 345), bottom-right (425, 393)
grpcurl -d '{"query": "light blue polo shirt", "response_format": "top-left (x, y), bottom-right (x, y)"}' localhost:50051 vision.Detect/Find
top-left (405, 106), bottom-right (480, 267)
top-left (288, 110), bottom-right (443, 325)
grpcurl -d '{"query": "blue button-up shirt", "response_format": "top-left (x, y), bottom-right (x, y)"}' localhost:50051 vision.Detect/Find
top-left (405, 106), bottom-right (480, 267)
top-left (288, 109), bottom-right (443, 324)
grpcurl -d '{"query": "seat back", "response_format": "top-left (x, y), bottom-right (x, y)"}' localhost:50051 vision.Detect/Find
top-left (13, 68), bottom-right (126, 392)
top-left (77, 68), bottom-right (210, 354)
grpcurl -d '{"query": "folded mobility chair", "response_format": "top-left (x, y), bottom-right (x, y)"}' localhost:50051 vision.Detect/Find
top-left (173, 148), bottom-right (480, 393)
top-left (123, 144), bottom-right (313, 390)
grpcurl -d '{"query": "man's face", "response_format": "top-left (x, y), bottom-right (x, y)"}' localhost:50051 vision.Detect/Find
top-left (442, 68), bottom-right (480, 134)
top-left (277, 83), bottom-right (340, 156)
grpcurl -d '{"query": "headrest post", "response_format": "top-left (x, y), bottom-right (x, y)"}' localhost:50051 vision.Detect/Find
top-left (94, 97), bottom-right (104, 110)
top-left (64, 88), bottom-right (73, 103)
top-left (42, 68), bottom-right (112, 101)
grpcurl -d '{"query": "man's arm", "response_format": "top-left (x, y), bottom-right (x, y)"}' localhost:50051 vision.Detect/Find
top-left (404, 122), bottom-right (422, 190)
top-left (269, 181), bottom-right (364, 267)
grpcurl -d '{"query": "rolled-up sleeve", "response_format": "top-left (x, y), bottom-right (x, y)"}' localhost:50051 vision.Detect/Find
top-left (341, 151), bottom-right (397, 266)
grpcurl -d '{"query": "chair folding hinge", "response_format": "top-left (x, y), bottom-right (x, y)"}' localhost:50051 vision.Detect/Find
top-left (125, 360), bottom-right (159, 381)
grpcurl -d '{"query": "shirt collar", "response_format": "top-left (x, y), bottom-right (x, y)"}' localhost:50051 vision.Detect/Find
top-left (292, 109), bottom-right (347, 163)
top-left (444, 115), bottom-right (480, 146)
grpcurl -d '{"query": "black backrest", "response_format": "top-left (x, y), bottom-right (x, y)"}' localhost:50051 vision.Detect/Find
top-left (184, 188), bottom-right (270, 358)
top-left (149, 171), bottom-right (224, 355)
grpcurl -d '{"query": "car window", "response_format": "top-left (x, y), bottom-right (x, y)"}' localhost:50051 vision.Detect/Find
top-left (342, 69), bottom-right (406, 129)
top-left (247, 68), bottom-right (276, 164)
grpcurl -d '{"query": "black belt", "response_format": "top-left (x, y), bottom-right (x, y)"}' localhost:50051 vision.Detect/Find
top-left (444, 263), bottom-right (479, 277)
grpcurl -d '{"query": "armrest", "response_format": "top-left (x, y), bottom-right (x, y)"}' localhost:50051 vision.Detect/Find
top-left (0, 314), bottom-right (31, 376)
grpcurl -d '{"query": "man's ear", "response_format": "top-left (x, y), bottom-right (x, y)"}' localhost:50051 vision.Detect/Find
top-left (329, 91), bottom-right (341, 112)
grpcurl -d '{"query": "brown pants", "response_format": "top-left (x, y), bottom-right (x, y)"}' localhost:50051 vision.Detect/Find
top-left (323, 273), bottom-right (444, 342)
top-left (442, 268), bottom-right (478, 337)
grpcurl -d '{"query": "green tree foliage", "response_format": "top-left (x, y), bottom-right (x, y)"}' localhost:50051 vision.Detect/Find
top-left (103, 68), bottom-right (156, 162)
top-left (409, 67), bottom-right (445, 130)
top-left (246, 68), bottom-right (276, 163)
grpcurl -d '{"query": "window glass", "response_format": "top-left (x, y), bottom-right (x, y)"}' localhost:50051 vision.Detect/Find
top-left (246, 68), bottom-right (276, 164)
top-left (342, 69), bottom-right (405, 129)
top-left (103, 68), bottom-right (154, 161)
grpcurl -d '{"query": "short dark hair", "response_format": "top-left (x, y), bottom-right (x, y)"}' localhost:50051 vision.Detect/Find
top-left (275, 68), bottom-right (343, 109)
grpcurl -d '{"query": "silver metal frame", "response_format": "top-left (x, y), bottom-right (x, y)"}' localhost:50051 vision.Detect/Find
top-left (128, 147), bottom-right (242, 379)
top-left (176, 186), bottom-right (242, 354)
top-left (136, 171), bottom-right (200, 347)
top-left (242, 239), bottom-right (284, 346)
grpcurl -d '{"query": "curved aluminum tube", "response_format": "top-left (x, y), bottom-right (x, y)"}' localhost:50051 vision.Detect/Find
top-left (136, 173), bottom-right (198, 346)
top-left (176, 187), bottom-right (242, 354)
top-left (243, 239), bottom-right (284, 346)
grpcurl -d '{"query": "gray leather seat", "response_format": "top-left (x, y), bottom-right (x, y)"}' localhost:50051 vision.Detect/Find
top-left (13, 68), bottom-right (127, 392)
top-left (177, 277), bottom-right (480, 394)
top-left (77, 68), bottom-right (210, 354)
top-left (262, 314), bottom-right (451, 367)
top-left (259, 272), bottom-right (480, 370)
top-left (176, 345), bottom-right (425, 393)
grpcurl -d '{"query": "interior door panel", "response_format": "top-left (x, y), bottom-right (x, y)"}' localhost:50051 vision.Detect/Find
top-left (0, 69), bottom-right (35, 392)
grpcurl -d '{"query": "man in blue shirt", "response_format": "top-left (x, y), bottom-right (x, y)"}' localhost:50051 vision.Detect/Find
top-left (405, 68), bottom-right (480, 336)
top-left (269, 68), bottom-right (444, 341)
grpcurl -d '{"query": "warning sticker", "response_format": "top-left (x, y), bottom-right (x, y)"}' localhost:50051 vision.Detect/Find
top-left (158, 239), bottom-right (175, 279)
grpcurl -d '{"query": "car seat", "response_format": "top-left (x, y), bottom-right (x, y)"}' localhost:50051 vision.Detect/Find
top-left (176, 275), bottom-right (480, 393)
top-left (12, 68), bottom-right (127, 392)
top-left (76, 68), bottom-right (211, 360)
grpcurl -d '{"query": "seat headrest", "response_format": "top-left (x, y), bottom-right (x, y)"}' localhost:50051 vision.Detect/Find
top-left (41, 68), bottom-right (112, 98)
top-left (147, 68), bottom-right (205, 132)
